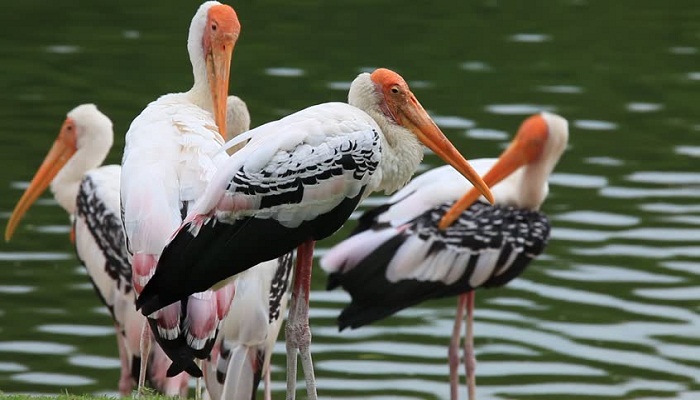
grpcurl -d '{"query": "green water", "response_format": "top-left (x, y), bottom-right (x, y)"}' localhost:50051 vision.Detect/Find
top-left (0, 0), bottom-right (698, 398)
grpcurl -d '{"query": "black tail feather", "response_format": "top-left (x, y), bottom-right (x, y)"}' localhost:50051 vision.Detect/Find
top-left (146, 318), bottom-right (202, 378)
top-left (138, 191), bottom-right (365, 317)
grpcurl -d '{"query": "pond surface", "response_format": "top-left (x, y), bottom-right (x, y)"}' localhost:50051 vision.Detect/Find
top-left (0, 0), bottom-right (699, 398)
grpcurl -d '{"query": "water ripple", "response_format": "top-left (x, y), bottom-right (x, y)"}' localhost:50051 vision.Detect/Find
top-left (662, 215), bottom-right (700, 225)
top-left (0, 252), bottom-right (71, 261)
top-left (675, 145), bottom-right (700, 157)
top-left (601, 186), bottom-right (700, 199)
top-left (45, 45), bottom-right (80, 54)
top-left (627, 171), bottom-right (700, 184)
top-left (640, 202), bottom-right (700, 214)
top-left (669, 46), bottom-right (697, 55)
top-left (0, 285), bottom-right (35, 294)
top-left (460, 61), bottom-right (491, 72)
top-left (626, 102), bottom-right (663, 112)
top-left (634, 286), bottom-right (700, 301)
top-left (572, 244), bottom-right (700, 258)
top-left (465, 128), bottom-right (509, 140)
top-left (37, 324), bottom-right (115, 337)
top-left (486, 297), bottom-right (546, 309)
top-left (31, 225), bottom-right (71, 234)
top-left (508, 279), bottom-right (697, 322)
top-left (659, 261), bottom-right (700, 275)
top-left (549, 173), bottom-right (608, 188)
top-left (431, 115), bottom-right (475, 129)
top-left (544, 264), bottom-right (684, 283)
top-left (488, 379), bottom-right (686, 397)
top-left (0, 341), bottom-right (75, 355)
top-left (537, 85), bottom-right (583, 94)
top-left (11, 371), bottom-right (95, 386)
top-left (554, 210), bottom-right (639, 226)
top-left (509, 33), bottom-right (551, 42)
top-left (478, 320), bottom-right (700, 383)
top-left (264, 67), bottom-right (305, 77)
top-left (0, 361), bottom-right (27, 372)
top-left (552, 227), bottom-right (609, 241)
top-left (584, 156), bottom-right (624, 166)
top-left (327, 81), bottom-right (352, 91)
top-left (69, 354), bottom-right (121, 369)
top-left (122, 30), bottom-right (140, 39)
top-left (485, 104), bottom-right (555, 115)
top-left (573, 119), bottom-right (618, 130)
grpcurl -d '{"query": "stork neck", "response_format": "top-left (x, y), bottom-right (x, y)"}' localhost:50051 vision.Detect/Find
top-left (367, 108), bottom-right (424, 195)
top-left (188, 80), bottom-right (215, 114)
top-left (516, 154), bottom-right (559, 210)
top-left (50, 147), bottom-right (108, 215)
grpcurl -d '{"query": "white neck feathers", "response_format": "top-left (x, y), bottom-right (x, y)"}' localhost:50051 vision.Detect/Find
top-left (348, 73), bottom-right (423, 195)
top-left (50, 104), bottom-right (113, 215)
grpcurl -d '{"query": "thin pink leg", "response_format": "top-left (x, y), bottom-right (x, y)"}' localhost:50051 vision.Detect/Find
top-left (138, 323), bottom-right (151, 398)
top-left (449, 294), bottom-right (468, 400)
top-left (464, 291), bottom-right (476, 400)
top-left (264, 365), bottom-right (272, 400)
top-left (115, 323), bottom-right (133, 396)
top-left (285, 240), bottom-right (318, 400)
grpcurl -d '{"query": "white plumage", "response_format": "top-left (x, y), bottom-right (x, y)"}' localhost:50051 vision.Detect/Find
top-left (137, 68), bottom-right (493, 400)
top-left (119, 0), bottom-right (242, 382)
top-left (4, 104), bottom-right (190, 396)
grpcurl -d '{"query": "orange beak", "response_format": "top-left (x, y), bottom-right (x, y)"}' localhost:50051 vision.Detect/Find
top-left (438, 114), bottom-right (547, 230)
top-left (400, 95), bottom-right (494, 206)
top-left (206, 32), bottom-right (235, 141)
top-left (5, 118), bottom-right (77, 241)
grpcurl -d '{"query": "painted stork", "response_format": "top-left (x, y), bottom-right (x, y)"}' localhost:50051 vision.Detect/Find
top-left (134, 67), bottom-right (494, 400)
top-left (321, 112), bottom-right (569, 400)
top-left (203, 252), bottom-right (294, 400)
top-left (119, 0), bottom-right (242, 391)
top-left (3, 104), bottom-right (188, 396)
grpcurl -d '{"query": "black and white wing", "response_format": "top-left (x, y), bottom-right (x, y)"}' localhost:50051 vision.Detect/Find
top-left (137, 102), bottom-right (382, 316)
top-left (325, 201), bottom-right (550, 330)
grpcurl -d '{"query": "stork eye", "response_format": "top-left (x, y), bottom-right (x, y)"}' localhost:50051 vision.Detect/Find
top-left (211, 23), bottom-right (217, 31)
top-left (390, 86), bottom-right (400, 94)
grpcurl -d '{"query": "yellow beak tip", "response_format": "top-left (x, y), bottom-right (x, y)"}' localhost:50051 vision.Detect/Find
top-left (485, 192), bottom-right (496, 205)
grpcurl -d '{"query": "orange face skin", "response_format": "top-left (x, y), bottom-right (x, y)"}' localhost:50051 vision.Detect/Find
top-left (203, 4), bottom-right (241, 141)
top-left (369, 68), bottom-right (494, 206)
top-left (438, 114), bottom-right (550, 230)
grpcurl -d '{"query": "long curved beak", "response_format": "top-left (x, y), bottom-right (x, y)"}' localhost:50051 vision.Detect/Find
top-left (401, 95), bottom-right (494, 205)
top-left (438, 128), bottom-right (532, 230)
top-left (5, 118), bottom-right (77, 241)
top-left (206, 35), bottom-right (235, 140)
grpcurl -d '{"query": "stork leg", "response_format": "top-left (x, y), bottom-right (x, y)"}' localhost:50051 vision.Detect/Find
top-left (264, 366), bottom-right (272, 400)
top-left (449, 294), bottom-right (468, 400)
top-left (464, 291), bottom-right (476, 400)
top-left (137, 323), bottom-right (151, 397)
top-left (115, 323), bottom-right (133, 396)
top-left (195, 359), bottom-right (202, 400)
top-left (285, 240), bottom-right (318, 400)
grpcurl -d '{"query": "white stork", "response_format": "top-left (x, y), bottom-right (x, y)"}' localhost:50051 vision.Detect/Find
top-left (321, 112), bottom-right (569, 400)
top-left (119, 0), bottom-right (242, 391)
top-left (203, 252), bottom-right (294, 400)
top-left (3, 104), bottom-right (188, 396)
top-left (134, 67), bottom-right (494, 400)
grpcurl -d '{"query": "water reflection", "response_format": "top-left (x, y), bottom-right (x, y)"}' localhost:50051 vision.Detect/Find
top-left (485, 104), bottom-right (556, 115)
top-left (572, 120), bottom-right (618, 131)
top-left (12, 372), bottom-right (95, 386)
top-left (0, 341), bottom-right (75, 355)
